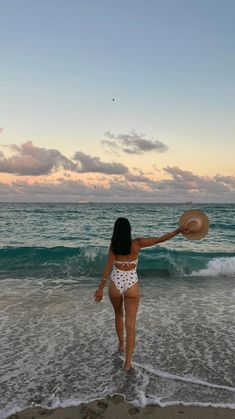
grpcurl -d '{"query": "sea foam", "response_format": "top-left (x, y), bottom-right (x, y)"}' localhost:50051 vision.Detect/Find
top-left (190, 256), bottom-right (235, 277)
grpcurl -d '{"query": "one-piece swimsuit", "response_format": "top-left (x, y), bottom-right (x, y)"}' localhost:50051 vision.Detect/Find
top-left (110, 258), bottom-right (138, 295)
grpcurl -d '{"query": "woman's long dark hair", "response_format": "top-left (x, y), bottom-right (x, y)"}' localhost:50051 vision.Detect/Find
top-left (111, 217), bottom-right (131, 255)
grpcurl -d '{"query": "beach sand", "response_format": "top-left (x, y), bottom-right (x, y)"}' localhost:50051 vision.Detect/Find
top-left (6, 395), bottom-right (235, 419)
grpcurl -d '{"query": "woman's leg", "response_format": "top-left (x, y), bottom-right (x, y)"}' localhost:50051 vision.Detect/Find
top-left (109, 281), bottom-right (124, 351)
top-left (124, 283), bottom-right (140, 370)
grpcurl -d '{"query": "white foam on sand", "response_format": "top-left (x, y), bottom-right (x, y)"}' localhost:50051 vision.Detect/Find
top-left (3, 393), bottom-right (235, 419)
top-left (127, 358), bottom-right (235, 393)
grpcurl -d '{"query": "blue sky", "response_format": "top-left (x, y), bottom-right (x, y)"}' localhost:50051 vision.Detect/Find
top-left (0, 0), bottom-right (235, 202)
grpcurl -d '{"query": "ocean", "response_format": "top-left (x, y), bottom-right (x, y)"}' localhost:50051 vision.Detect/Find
top-left (0, 202), bottom-right (235, 418)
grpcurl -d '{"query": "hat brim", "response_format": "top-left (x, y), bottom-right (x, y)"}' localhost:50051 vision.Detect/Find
top-left (179, 210), bottom-right (209, 240)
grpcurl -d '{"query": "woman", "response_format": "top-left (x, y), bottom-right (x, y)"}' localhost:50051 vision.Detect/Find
top-left (94, 217), bottom-right (190, 371)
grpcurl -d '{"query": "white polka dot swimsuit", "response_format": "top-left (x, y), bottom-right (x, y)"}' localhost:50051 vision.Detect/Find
top-left (110, 259), bottom-right (138, 295)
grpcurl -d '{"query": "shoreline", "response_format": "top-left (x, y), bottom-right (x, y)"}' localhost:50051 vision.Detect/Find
top-left (6, 395), bottom-right (235, 419)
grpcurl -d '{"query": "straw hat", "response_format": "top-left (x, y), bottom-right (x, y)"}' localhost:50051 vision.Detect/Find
top-left (179, 210), bottom-right (209, 240)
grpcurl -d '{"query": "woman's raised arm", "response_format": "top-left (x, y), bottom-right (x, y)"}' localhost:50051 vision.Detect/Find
top-left (135, 227), bottom-right (182, 249)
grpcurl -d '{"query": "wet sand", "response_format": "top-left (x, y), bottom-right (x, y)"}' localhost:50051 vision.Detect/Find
top-left (6, 395), bottom-right (235, 419)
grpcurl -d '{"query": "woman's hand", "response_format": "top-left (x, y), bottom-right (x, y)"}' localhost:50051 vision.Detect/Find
top-left (94, 288), bottom-right (103, 303)
top-left (179, 223), bottom-right (195, 234)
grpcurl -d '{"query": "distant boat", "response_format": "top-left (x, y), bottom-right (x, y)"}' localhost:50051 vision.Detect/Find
top-left (77, 199), bottom-right (93, 204)
top-left (185, 201), bottom-right (192, 204)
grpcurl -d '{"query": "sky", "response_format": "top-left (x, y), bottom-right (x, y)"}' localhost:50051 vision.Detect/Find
top-left (0, 0), bottom-right (235, 202)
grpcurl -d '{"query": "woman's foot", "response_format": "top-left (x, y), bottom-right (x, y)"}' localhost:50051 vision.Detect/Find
top-left (123, 361), bottom-right (131, 370)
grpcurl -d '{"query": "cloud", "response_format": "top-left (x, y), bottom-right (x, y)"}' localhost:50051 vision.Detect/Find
top-left (162, 166), bottom-right (234, 195)
top-left (0, 141), bottom-right (234, 202)
top-left (1, 167), bottom-right (234, 202)
top-left (101, 139), bottom-right (119, 155)
top-left (214, 174), bottom-right (235, 188)
top-left (73, 151), bottom-right (128, 174)
top-left (0, 178), bottom-right (158, 202)
top-left (0, 141), bottom-right (128, 176)
top-left (124, 171), bottom-right (156, 185)
top-left (102, 130), bottom-right (168, 154)
top-left (0, 141), bottom-right (76, 175)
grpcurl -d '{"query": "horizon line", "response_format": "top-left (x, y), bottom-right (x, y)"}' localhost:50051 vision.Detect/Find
top-left (0, 201), bottom-right (234, 205)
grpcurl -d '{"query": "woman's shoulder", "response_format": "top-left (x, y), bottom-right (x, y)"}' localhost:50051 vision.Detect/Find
top-left (131, 239), bottom-right (140, 253)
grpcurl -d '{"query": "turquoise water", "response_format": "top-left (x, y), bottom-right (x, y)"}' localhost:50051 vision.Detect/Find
top-left (0, 203), bottom-right (235, 417)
